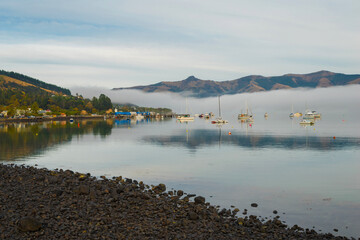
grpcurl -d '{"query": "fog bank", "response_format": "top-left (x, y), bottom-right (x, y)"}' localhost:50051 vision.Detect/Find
top-left (71, 85), bottom-right (360, 116)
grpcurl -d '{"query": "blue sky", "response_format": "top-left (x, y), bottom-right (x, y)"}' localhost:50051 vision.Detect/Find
top-left (0, 0), bottom-right (359, 88)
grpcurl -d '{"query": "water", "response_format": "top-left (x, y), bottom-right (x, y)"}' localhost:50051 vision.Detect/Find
top-left (1, 87), bottom-right (360, 238)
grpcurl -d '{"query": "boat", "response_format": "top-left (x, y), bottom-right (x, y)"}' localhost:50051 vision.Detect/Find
top-left (69, 118), bottom-right (74, 123)
top-left (238, 100), bottom-right (253, 121)
top-left (294, 112), bottom-right (302, 117)
top-left (264, 112), bottom-right (268, 118)
top-left (177, 114), bottom-right (194, 121)
top-left (176, 98), bottom-right (194, 121)
top-left (300, 119), bottom-right (314, 125)
top-left (211, 96), bottom-right (228, 124)
top-left (303, 110), bottom-right (321, 120)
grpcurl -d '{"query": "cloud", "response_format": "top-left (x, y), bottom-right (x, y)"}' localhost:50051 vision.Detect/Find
top-left (0, 0), bottom-right (360, 88)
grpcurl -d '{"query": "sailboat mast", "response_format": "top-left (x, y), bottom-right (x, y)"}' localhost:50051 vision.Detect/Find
top-left (246, 99), bottom-right (248, 115)
top-left (218, 96), bottom-right (221, 117)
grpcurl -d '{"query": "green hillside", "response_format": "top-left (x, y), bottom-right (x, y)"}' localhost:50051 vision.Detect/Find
top-left (0, 70), bottom-right (71, 95)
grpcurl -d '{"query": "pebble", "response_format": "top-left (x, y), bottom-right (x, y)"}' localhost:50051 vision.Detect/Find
top-left (18, 217), bottom-right (42, 232)
top-left (0, 164), bottom-right (349, 240)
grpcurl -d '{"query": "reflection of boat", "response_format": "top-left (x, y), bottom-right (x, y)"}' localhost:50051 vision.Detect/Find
top-left (238, 100), bottom-right (253, 121)
top-left (211, 96), bottom-right (228, 124)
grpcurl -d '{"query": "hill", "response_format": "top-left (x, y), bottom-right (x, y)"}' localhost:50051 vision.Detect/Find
top-left (113, 71), bottom-right (360, 98)
top-left (0, 70), bottom-right (71, 95)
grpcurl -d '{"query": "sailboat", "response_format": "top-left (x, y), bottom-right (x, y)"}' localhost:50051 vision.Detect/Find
top-left (176, 97), bottom-right (194, 121)
top-left (211, 96), bottom-right (228, 124)
top-left (238, 100), bottom-right (253, 122)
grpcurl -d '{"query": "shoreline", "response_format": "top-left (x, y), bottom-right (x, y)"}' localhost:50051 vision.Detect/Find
top-left (0, 164), bottom-right (350, 239)
top-left (0, 115), bottom-right (105, 124)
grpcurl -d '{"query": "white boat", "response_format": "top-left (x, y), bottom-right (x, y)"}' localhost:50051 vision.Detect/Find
top-left (177, 114), bottom-right (194, 121)
top-left (177, 98), bottom-right (194, 121)
top-left (238, 100), bottom-right (253, 121)
top-left (300, 119), bottom-right (314, 125)
top-left (69, 118), bottom-right (74, 123)
top-left (211, 96), bottom-right (228, 124)
top-left (303, 110), bottom-right (321, 120)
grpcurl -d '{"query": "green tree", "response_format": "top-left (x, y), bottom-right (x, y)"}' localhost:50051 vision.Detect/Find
top-left (31, 102), bottom-right (39, 115)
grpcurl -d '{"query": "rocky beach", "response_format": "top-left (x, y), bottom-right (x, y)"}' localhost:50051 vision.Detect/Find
top-left (0, 164), bottom-right (352, 239)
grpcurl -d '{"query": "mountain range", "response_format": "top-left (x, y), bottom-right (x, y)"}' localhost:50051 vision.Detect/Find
top-left (113, 71), bottom-right (360, 98)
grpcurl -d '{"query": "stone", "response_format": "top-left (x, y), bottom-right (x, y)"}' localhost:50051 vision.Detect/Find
top-left (177, 190), bottom-right (184, 196)
top-left (251, 203), bottom-right (258, 207)
top-left (18, 217), bottom-right (42, 232)
top-left (78, 185), bottom-right (90, 194)
top-left (188, 212), bottom-right (198, 220)
top-left (194, 196), bottom-right (205, 204)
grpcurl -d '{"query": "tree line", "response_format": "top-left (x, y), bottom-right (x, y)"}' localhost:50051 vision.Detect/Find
top-left (0, 79), bottom-right (113, 116)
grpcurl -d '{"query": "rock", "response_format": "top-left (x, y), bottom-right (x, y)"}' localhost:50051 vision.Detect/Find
top-left (78, 185), bottom-right (90, 195)
top-left (273, 210), bottom-right (278, 214)
top-left (153, 183), bottom-right (166, 193)
top-left (177, 190), bottom-right (184, 196)
top-left (52, 189), bottom-right (63, 197)
top-left (194, 196), bottom-right (205, 204)
top-left (251, 203), bottom-right (258, 207)
top-left (188, 212), bottom-right (198, 220)
top-left (333, 228), bottom-right (338, 232)
top-left (89, 190), bottom-right (97, 199)
top-left (18, 217), bottom-right (42, 232)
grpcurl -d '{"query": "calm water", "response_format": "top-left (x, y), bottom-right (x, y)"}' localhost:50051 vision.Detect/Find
top-left (1, 89), bottom-right (360, 238)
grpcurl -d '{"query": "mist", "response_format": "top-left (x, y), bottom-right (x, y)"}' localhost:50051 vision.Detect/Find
top-left (71, 85), bottom-right (360, 117)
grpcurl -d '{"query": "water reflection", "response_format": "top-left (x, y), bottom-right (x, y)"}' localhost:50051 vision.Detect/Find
top-left (142, 129), bottom-right (360, 151)
top-left (0, 120), bottom-right (113, 161)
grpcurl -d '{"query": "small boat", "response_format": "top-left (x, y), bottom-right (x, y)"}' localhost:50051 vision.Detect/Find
top-left (176, 114), bottom-right (194, 121)
top-left (177, 98), bottom-right (194, 121)
top-left (300, 119), bottom-right (314, 125)
top-left (264, 113), bottom-right (268, 118)
top-left (303, 110), bottom-right (321, 120)
top-left (294, 112), bottom-right (302, 117)
top-left (69, 118), bottom-right (74, 123)
top-left (211, 96), bottom-right (228, 124)
top-left (238, 100), bottom-right (253, 121)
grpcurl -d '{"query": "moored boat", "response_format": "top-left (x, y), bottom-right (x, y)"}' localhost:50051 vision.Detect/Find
top-left (300, 119), bottom-right (314, 125)
top-left (211, 96), bottom-right (228, 125)
top-left (238, 100), bottom-right (253, 121)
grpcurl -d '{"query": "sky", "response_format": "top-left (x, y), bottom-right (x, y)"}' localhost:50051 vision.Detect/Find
top-left (0, 0), bottom-right (360, 89)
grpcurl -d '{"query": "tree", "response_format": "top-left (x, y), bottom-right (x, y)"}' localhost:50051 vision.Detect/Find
top-left (31, 102), bottom-right (39, 115)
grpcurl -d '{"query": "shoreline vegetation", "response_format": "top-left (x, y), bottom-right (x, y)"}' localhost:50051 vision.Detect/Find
top-left (0, 164), bottom-right (349, 239)
top-left (0, 115), bottom-right (105, 123)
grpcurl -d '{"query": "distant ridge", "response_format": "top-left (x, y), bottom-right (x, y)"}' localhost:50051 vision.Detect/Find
top-left (0, 70), bottom-right (71, 95)
top-left (113, 71), bottom-right (360, 98)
